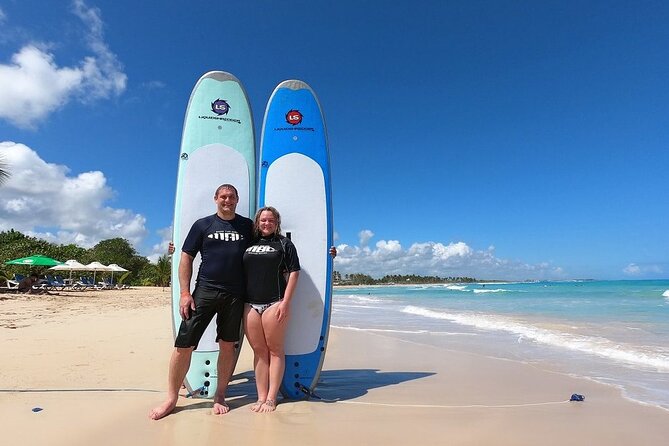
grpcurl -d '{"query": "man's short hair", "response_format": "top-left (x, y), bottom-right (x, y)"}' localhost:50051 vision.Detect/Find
top-left (215, 184), bottom-right (238, 199)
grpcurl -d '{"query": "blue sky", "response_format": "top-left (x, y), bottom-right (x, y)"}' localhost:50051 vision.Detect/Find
top-left (0, 0), bottom-right (667, 280)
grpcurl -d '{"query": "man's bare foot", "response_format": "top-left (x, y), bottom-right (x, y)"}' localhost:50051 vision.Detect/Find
top-left (250, 400), bottom-right (265, 412)
top-left (258, 399), bottom-right (276, 413)
top-left (149, 398), bottom-right (177, 420)
top-left (212, 397), bottom-right (230, 415)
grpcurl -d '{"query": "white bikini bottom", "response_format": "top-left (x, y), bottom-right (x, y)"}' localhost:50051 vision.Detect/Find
top-left (249, 300), bottom-right (281, 315)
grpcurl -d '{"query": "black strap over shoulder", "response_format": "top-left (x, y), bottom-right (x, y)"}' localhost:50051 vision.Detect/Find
top-left (279, 236), bottom-right (288, 272)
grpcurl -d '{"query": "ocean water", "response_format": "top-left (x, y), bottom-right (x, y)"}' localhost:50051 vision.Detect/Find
top-left (332, 280), bottom-right (669, 411)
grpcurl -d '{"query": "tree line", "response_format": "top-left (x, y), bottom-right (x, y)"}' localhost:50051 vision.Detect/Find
top-left (0, 229), bottom-right (479, 288)
top-left (0, 230), bottom-right (171, 287)
top-left (333, 271), bottom-right (477, 285)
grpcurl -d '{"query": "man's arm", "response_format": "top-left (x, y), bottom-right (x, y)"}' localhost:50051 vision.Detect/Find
top-left (178, 251), bottom-right (195, 319)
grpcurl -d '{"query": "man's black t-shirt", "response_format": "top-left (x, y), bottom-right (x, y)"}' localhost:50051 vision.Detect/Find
top-left (181, 213), bottom-right (253, 295)
top-left (243, 235), bottom-right (300, 304)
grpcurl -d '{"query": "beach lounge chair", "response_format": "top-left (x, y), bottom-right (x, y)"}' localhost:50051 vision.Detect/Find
top-left (78, 277), bottom-right (102, 290)
top-left (54, 275), bottom-right (75, 290)
top-left (115, 281), bottom-right (130, 290)
top-left (98, 278), bottom-right (114, 289)
top-left (74, 277), bottom-right (90, 290)
top-left (45, 275), bottom-right (66, 291)
top-left (2, 279), bottom-right (20, 293)
top-left (32, 281), bottom-right (50, 292)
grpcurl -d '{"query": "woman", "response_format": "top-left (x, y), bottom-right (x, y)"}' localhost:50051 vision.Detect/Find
top-left (243, 206), bottom-right (300, 413)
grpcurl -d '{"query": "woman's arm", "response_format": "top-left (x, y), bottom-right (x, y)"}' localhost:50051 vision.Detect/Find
top-left (276, 270), bottom-right (300, 322)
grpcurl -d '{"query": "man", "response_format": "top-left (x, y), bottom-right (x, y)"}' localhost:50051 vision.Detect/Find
top-left (149, 184), bottom-right (253, 420)
top-left (18, 273), bottom-right (43, 294)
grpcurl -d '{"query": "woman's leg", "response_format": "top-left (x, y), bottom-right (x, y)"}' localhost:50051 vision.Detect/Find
top-left (258, 304), bottom-right (289, 412)
top-left (243, 304), bottom-right (270, 410)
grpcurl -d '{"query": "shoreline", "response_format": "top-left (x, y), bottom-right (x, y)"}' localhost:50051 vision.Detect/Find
top-left (2, 286), bottom-right (668, 445)
top-left (334, 282), bottom-right (669, 412)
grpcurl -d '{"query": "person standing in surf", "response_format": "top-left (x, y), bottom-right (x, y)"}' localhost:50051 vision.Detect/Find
top-left (150, 183), bottom-right (252, 420)
top-left (242, 206), bottom-right (301, 413)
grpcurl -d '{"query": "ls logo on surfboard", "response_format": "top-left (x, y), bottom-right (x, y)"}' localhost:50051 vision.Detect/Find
top-left (286, 109), bottom-right (303, 126)
top-left (211, 99), bottom-right (230, 115)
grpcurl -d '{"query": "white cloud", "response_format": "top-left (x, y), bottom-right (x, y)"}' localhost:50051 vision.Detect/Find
top-left (374, 239), bottom-right (403, 258)
top-left (0, 141), bottom-right (147, 248)
top-left (0, 0), bottom-right (126, 128)
top-left (71, 0), bottom-right (126, 100)
top-left (623, 263), bottom-right (663, 277)
top-left (146, 226), bottom-right (174, 264)
top-left (334, 232), bottom-right (566, 281)
top-left (0, 45), bottom-right (84, 127)
top-left (358, 229), bottom-right (374, 247)
top-left (623, 263), bottom-right (641, 275)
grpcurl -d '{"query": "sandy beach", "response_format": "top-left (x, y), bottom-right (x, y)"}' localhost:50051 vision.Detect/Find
top-left (1, 286), bottom-right (668, 446)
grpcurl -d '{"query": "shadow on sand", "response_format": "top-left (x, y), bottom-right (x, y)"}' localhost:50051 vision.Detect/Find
top-left (226, 368), bottom-right (435, 403)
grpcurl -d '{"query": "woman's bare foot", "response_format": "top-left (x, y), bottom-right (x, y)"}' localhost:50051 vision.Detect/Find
top-left (258, 399), bottom-right (276, 413)
top-left (250, 400), bottom-right (265, 412)
top-left (149, 398), bottom-right (177, 420)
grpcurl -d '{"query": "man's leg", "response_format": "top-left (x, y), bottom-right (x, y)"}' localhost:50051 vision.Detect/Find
top-left (149, 347), bottom-right (194, 420)
top-left (212, 340), bottom-right (237, 415)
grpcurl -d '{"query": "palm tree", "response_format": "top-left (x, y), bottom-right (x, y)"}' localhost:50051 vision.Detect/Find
top-left (0, 154), bottom-right (10, 185)
top-left (155, 255), bottom-right (171, 290)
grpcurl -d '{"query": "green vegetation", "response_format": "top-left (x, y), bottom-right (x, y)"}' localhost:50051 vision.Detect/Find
top-left (333, 271), bottom-right (477, 285)
top-left (1, 229), bottom-right (479, 288)
top-left (0, 230), bottom-right (170, 286)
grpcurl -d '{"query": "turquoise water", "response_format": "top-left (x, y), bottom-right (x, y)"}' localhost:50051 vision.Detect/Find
top-left (332, 280), bottom-right (669, 410)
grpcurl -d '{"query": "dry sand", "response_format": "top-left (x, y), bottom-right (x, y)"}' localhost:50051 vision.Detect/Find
top-left (1, 286), bottom-right (667, 445)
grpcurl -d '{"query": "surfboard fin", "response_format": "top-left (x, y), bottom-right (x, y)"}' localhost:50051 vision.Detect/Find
top-left (295, 383), bottom-right (338, 403)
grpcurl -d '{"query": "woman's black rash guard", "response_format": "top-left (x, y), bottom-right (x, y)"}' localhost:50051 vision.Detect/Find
top-left (243, 235), bottom-right (300, 305)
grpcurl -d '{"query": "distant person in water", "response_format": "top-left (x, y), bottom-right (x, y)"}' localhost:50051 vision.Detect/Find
top-left (150, 184), bottom-right (253, 420)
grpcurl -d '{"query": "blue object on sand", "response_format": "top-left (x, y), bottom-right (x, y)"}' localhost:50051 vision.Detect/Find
top-left (570, 394), bottom-right (585, 402)
top-left (32, 407), bottom-right (43, 412)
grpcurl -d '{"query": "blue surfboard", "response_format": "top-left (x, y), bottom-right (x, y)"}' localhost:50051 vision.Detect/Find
top-left (258, 80), bottom-right (333, 399)
top-left (172, 71), bottom-right (255, 398)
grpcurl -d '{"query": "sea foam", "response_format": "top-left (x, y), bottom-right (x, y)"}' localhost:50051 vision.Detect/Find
top-left (472, 288), bottom-right (508, 294)
top-left (402, 305), bottom-right (669, 372)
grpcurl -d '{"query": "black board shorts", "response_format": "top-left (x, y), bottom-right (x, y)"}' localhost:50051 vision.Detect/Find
top-left (174, 286), bottom-right (244, 348)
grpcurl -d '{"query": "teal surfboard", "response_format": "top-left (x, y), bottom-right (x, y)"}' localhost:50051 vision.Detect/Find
top-left (172, 71), bottom-right (255, 398)
top-left (258, 80), bottom-right (333, 399)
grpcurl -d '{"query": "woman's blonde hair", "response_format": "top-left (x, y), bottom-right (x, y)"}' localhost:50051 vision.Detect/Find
top-left (253, 206), bottom-right (282, 238)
